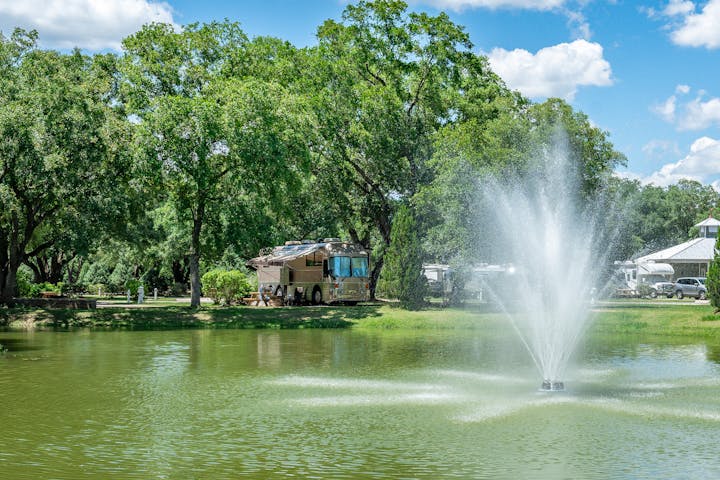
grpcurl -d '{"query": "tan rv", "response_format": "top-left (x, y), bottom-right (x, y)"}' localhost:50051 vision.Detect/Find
top-left (247, 239), bottom-right (370, 305)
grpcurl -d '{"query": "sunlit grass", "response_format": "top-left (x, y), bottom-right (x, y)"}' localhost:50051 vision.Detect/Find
top-left (1, 301), bottom-right (719, 338)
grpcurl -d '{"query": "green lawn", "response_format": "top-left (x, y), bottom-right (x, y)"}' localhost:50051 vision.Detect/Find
top-left (1, 301), bottom-right (719, 338)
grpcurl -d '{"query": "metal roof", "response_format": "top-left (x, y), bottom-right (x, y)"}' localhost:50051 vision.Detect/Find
top-left (695, 216), bottom-right (720, 227)
top-left (637, 262), bottom-right (674, 275)
top-left (247, 241), bottom-right (368, 268)
top-left (636, 237), bottom-right (716, 263)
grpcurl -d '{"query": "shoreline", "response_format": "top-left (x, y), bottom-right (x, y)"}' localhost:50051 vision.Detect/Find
top-left (1, 302), bottom-right (719, 338)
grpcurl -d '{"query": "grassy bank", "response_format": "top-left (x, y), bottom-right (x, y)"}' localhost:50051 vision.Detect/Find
top-left (0, 304), bottom-right (380, 329)
top-left (1, 301), bottom-right (719, 338)
top-left (590, 303), bottom-right (720, 337)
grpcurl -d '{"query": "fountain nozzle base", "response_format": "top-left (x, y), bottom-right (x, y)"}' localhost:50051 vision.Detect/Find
top-left (541, 380), bottom-right (565, 391)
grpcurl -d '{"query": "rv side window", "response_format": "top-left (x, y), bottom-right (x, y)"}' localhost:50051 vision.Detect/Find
top-left (323, 259), bottom-right (329, 276)
top-left (351, 257), bottom-right (368, 277)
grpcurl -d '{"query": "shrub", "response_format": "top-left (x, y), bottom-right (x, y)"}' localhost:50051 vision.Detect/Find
top-left (707, 235), bottom-right (720, 312)
top-left (125, 279), bottom-right (143, 297)
top-left (202, 269), bottom-right (253, 305)
top-left (377, 204), bottom-right (427, 310)
top-left (201, 270), bottom-right (223, 304)
top-left (637, 283), bottom-right (653, 298)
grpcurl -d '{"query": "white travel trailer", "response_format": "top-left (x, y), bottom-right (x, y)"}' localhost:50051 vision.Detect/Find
top-left (616, 261), bottom-right (675, 297)
top-left (247, 239), bottom-right (370, 305)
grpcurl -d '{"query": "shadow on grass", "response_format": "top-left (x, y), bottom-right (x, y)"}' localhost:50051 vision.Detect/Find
top-left (1, 304), bottom-right (384, 330)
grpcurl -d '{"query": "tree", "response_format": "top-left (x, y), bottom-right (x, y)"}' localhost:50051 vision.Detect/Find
top-left (309, 0), bottom-right (516, 297)
top-left (419, 97), bottom-right (627, 272)
top-left (378, 203), bottom-right (426, 309)
top-left (0, 31), bottom-right (134, 304)
top-left (121, 22), bottom-right (311, 307)
top-left (707, 235), bottom-right (720, 313)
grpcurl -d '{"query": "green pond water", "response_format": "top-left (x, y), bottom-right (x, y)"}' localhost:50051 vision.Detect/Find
top-left (1, 327), bottom-right (720, 479)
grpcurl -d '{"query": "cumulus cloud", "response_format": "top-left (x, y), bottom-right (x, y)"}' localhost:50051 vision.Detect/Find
top-left (0, 0), bottom-right (175, 51)
top-left (642, 139), bottom-right (681, 158)
top-left (486, 39), bottom-right (612, 100)
top-left (653, 85), bottom-right (720, 130)
top-left (655, 0), bottom-right (720, 49)
top-left (652, 96), bottom-right (677, 123)
top-left (640, 136), bottom-right (720, 187)
top-left (417, 0), bottom-right (566, 11)
top-left (680, 96), bottom-right (720, 130)
top-left (664, 0), bottom-right (695, 16)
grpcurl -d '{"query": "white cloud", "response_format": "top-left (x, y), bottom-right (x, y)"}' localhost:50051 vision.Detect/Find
top-left (653, 86), bottom-right (720, 130)
top-left (642, 139), bottom-right (680, 158)
top-left (652, 95), bottom-right (677, 123)
top-left (418, 0), bottom-right (566, 11)
top-left (679, 96), bottom-right (720, 130)
top-left (639, 136), bottom-right (720, 187)
top-left (0, 0), bottom-right (175, 51)
top-left (664, 0), bottom-right (695, 16)
top-left (667, 0), bottom-right (720, 48)
top-left (487, 39), bottom-right (613, 100)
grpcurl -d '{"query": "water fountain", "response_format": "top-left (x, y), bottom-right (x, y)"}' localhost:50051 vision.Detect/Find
top-left (481, 132), bottom-right (609, 392)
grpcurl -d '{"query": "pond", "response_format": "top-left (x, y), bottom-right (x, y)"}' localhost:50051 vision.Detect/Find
top-left (1, 327), bottom-right (720, 479)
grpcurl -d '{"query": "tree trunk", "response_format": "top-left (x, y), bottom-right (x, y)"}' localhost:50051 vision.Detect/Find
top-left (172, 259), bottom-right (188, 285)
top-left (189, 252), bottom-right (201, 308)
top-left (189, 203), bottom-right (204, 308)
top-left (1, 246), bottom-right (22, 306)
top-left (369, 256), bottom-right (383, 300)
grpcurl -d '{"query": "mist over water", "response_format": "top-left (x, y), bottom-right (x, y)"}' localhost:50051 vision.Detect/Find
top-left (481, 134), bottom-right (608, 387)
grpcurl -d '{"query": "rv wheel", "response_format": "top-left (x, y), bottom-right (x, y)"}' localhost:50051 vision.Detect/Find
top-left (311, 286), bottom-right (322, 305)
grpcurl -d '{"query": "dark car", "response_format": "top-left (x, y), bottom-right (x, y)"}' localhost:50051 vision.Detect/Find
top-left (674, 277), bottom-right (707, 299)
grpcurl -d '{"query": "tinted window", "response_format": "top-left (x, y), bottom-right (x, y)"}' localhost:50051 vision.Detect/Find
top-left (331, 257), bottom-right (351, 277)
top-left (351, 257), bottom-right (368, 278)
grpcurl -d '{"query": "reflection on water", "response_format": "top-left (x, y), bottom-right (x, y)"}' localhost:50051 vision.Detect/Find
top-left (1, 328), bottom-right (720, 479)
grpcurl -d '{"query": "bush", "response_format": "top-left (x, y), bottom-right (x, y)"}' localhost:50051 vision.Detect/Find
top-left (202, 269), bottom-right (253, 305)
top-left (377, 204), bottom-right (427, 310)
top-left (61, 283), bottom-right (87, 297)
top-left (18, 281), bottom-right (62, 298)
top-left (707, 235), bottom-right (720, 311)
top-left (125, 279), bottom-right (143, 297)
top-left (637, 283), bottom-right (653, 298)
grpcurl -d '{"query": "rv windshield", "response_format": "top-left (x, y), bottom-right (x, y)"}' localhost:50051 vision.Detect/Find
top-left (330, 256), bottom-right (368, 278)
top-left (351, 257), bottom-right (368, 277)
top-left (331, 257), bottom-right (351, 277)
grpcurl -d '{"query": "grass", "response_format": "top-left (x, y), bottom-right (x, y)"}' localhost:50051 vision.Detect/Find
top-left (0, 304), bottom-right (383, 330)
top-left (1, 300), bottom-right (719, 338)
top-left (590, 303), bottom-right (720, 337)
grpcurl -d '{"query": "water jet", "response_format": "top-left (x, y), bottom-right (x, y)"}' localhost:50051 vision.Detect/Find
top-left (481, 131), bottom-right (610, 392)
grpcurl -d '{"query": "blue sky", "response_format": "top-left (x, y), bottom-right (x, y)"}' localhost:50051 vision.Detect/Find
top-left (2, 0), bottom-right (720, 189)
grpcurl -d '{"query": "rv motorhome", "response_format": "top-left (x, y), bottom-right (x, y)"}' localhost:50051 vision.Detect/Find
top-left (247, 239), bottom-right (370, 305)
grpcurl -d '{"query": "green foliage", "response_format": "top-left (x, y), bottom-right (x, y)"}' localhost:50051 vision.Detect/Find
top-left (125, 279), bottom-right (143, 297)
top-left (3, 8), bottom-right (702, 308)
top-left (636, 283), bottom-right (653, 298)
top-left (706, 235), bottom-right (720, 311)
top-left (378, 204), bottom-right (427, 309)
top-left (201, 269), bottom-right (253, 305)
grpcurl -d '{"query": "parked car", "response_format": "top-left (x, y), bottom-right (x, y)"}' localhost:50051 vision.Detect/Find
top-left (674, 277), bottom-right (707, 299)
top-left (649, 281), bottom-right (675, 298)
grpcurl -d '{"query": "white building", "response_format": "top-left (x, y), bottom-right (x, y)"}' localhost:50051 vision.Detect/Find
top-left (635, 216), bottom-right (719, 279)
